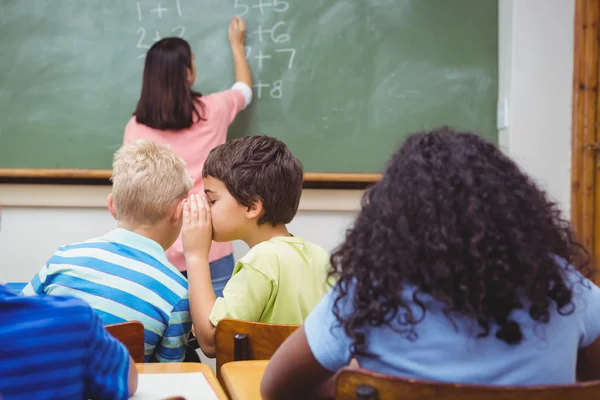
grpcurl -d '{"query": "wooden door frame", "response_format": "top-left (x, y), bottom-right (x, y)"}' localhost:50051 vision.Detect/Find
top-left (572, 0), bottom-right (600, 275)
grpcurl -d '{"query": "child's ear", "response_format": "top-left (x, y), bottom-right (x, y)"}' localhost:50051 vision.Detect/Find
top-left (106, 193), bottom-right (118, 221)
top-left (172, 199), bottom-right (186, 224)
top-left (245, 198), bottom-right (264, 221)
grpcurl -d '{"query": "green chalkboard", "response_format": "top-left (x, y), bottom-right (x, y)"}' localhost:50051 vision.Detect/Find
top-left (0, 0), bottom-right (498, 176)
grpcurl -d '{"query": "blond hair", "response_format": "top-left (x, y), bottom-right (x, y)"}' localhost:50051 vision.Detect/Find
top-left (111, 139), bottom-right (192, 226)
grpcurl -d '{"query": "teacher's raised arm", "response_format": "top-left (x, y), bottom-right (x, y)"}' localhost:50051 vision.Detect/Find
top-left (123, 18), bottom-right (253, 318)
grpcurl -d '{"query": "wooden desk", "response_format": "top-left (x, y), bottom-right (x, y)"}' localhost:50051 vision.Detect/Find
top-left (220, 360), bottom-right (269, 400)
top-left (136, 363), bottom-right (228, 400)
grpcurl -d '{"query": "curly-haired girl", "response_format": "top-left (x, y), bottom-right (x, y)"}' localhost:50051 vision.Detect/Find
top-left (261, 127), bottom-right (600, 399)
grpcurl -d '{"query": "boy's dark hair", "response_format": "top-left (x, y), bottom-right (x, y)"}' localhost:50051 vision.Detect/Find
top-left (329, 126), bottom-right (592, 357)
top-left (203, 136), bottom-right (303, 226)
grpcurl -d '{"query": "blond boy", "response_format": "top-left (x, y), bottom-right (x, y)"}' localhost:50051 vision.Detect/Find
top-left (21, 140), bottom-right (193, 362)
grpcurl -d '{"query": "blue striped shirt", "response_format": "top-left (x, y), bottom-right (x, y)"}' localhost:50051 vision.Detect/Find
top-left (21, 228), bottom-right (192, 362)
top-left (0, 285), bottom-right (129, 400)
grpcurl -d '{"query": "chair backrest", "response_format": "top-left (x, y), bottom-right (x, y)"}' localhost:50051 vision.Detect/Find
top-left (335, 367), bottom-right (600, 400)
top-left (215, 319), bottom-right (299, 377)
top-left (105, 321), bottom-right (145, 363)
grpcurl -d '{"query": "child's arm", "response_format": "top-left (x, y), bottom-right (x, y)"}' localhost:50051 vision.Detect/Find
top-left (183, 195), bottom-right (272, 357)
top-left (182, 194), bottom-right (219, 357)
top-left (155, 298), bottom-right (192, 362)
top-left (261, 327), bottom-right (335, 400)
top-left (190, 257), bottom-right (273, 357)
top-left (186, 251), bottom-right (218, 357)
top-left (261, 331), bottom-right (360, 400)
top-left (261, 287), bottom-right (354, 399)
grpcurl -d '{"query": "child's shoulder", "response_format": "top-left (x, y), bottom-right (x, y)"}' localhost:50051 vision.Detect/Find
top-left (304, 240), bottom-right (329, 257)
top-left (53, 235), bottom-right (117, 254)
top-left (293, 237), bottom-right (330, 264)
top-left (244, 236), bottom-right (324, 256)
top-left (238, 237), bottom-right (329, 269)
top-left (51, 234), bottom-right (158, 268)
top-left (236, 237), bottom-right (303, 270)
top-left (239, 240), bottom-right (282, 266)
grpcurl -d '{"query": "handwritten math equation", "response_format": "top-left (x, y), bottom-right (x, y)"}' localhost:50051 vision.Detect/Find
top-left (135, 0), bottom-right (185, 59)
top-left (235, 0), bottom-right (296, 100)
top-left (134, 0), bottom-right (297, 100)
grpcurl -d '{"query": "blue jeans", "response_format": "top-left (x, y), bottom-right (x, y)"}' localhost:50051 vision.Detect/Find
top-left (181, 254), bottom-right (235, 298)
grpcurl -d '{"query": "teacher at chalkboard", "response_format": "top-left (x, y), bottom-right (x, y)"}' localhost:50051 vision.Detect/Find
top-left (123, 17), bottom-right (252, 296)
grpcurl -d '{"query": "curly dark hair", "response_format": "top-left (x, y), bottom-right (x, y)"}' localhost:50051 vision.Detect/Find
top-left (330, 127), bottom-right (591, 357)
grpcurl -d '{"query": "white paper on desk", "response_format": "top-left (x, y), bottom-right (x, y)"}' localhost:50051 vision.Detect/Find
top-left (132, 373), bottom-right (219, 400)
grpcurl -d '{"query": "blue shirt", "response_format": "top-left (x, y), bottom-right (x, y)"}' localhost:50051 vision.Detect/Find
top-left (0, 285), bottom-right (129, 400)
top-left (21, 228), bottom-right (191, 362)
top-left (305, 270), bottom-right (600, 385)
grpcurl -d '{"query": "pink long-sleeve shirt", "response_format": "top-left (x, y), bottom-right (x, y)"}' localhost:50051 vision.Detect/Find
top-left (124, 86), bottom-right (249, 271)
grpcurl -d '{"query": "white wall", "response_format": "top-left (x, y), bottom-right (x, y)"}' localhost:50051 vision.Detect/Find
top-left (498, 0), bottom-right (574, 214)
top-left (0, 0), bottom-right (576, 282)
top-left (0, 189), bottom-right (360, 282)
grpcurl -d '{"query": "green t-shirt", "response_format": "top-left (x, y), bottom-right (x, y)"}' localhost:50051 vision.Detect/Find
top-left (209, 236), bottom-right (331, 326)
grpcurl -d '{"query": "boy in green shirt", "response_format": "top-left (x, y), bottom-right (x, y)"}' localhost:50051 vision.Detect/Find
top-left (181, 136), bottom-right (330, 357)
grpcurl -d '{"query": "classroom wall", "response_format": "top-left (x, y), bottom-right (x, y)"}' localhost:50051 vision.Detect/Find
top-left (498, 0), bottom-right (574, 216)
top-left (0, 0), bottom-right (576, 282)
top-left (0, 189), bottom-right (361, 282)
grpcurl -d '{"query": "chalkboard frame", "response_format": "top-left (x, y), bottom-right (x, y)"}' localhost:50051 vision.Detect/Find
top-left (571, 0), bottom-right (599, 282)
top-left (0, 168), bottom-right (380, 189)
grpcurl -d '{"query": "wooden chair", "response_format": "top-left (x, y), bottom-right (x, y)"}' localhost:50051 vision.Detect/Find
top-left (214, 319), bottom-right (299, 378)
top-left (105, 321), bottom-right (145, 363)
top-left (336, 367), bottom-right (600, 400)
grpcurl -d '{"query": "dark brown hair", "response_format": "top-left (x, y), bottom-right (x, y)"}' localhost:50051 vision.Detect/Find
top-left (330, 126), bottom-right (591, 357)
top-left (134, 37), bottom-right (205, 130)
top-left (203, 136), bottom-right (304, 226)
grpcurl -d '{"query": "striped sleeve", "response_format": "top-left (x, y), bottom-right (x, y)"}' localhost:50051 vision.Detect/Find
top-left (84, 310), bottom-right (130, 400)
top-left (155, 297), bottom-right (192, 362)
top-left (20, 263), bottom-right (50, 296)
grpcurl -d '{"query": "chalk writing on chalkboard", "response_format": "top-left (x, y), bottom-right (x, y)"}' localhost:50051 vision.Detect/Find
top-left (238, 0), bottom-right (296, 99)
top-left (130, 1), bottom-right (297, 100)
top-left (135, 0), bottom-right (185, 59)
